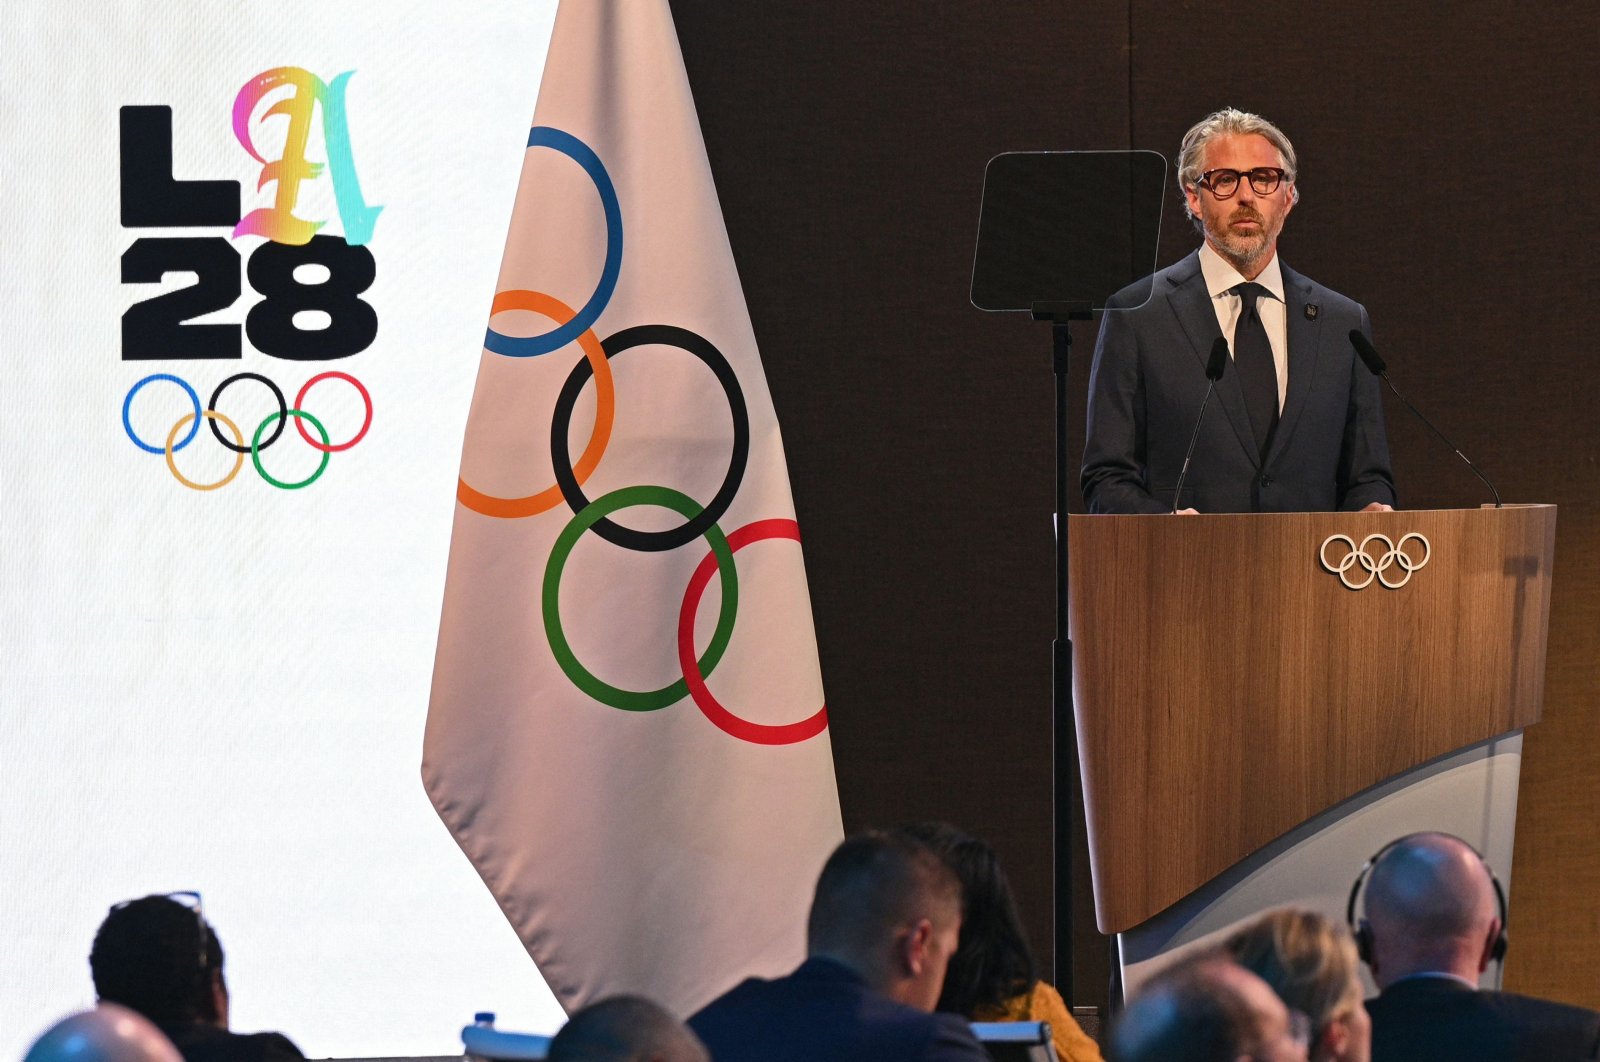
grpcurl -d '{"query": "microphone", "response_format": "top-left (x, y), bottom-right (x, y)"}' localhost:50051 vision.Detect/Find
top-left (1172, 336), bottom-right (1230, 513)
top-left (1348, 330), bottom-right (1501, 508)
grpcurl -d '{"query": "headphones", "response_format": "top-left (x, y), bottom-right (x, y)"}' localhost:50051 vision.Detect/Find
top-left (1345, 832), bottom-right (1508, 967)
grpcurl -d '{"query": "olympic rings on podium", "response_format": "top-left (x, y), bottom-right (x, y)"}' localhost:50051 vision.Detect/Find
top-left (1320, 532), bottom-right (1431, 590)
top-left (122, 371), bottom-right (371, 491)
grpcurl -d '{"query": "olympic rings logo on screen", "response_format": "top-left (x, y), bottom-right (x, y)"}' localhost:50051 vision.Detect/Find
top-left (1319, 532), bottom-right (1431, 590)
top-left (122, 370), bottom-right (372, 491)
top-left (458, 126), bottom-right (826, 747)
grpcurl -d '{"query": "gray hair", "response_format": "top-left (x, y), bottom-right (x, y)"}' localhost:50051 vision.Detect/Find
top-left (1178, 108), bottom-right (1300, 221)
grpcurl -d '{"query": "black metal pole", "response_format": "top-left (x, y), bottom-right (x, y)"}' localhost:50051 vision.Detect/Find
top-left (1051, 317), bottom-right (1077, 1002)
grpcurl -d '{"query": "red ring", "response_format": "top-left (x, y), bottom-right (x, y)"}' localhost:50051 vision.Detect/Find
top-left (677, 518), bottom-right (828, 746)
top-left (294, 371), bottom-right (372, 452)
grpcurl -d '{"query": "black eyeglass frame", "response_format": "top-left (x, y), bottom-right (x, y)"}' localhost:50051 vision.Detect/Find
top-left (1196, 166), bottom-right (1288, 199)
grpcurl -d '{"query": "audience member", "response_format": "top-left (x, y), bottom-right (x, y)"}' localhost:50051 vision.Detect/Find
top-left (899, 822), bottom-right (1102, 1061)
top-left (90, 893), bottom-right (305, 1062)
top-left (1227, 909), bottom-right (1369, 1062)
top-left (547, 995), bottom-right (707, 1062)
top-left (25, 1005), bottom-right (183, 1062)
top-left (1108, 951), bottom-right (1310, 1062)
top-left (1356, 832), bottom-right (1600, 1061)
top-left (687, 829), bottom-right (988, 1061)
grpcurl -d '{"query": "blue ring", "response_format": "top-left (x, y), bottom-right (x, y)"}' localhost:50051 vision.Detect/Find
top-left (123, 374), bottom-right (201, 454)
top-left (484, 127), bottom-right (623, 358)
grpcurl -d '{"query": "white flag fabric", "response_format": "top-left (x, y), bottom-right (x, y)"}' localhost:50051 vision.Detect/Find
top-left (423, 0), bottom-right (843, 1017)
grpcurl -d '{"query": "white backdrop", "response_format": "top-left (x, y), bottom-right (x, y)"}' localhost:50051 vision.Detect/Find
top-left (1, 2), bottom-right (570, 1056)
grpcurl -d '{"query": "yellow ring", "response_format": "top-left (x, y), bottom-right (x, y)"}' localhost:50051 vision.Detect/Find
top-left (165, 411), bottom-right (245, 491)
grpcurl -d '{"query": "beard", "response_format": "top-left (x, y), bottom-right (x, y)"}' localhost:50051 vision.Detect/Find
top-left (1205, 206), bottom-right (1276, 271)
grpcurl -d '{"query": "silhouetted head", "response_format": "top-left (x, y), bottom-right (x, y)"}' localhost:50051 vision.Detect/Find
top-left (547, 996), bottom-right (708, 1062)
top-left (90, 894), bottom-right (226, 1026)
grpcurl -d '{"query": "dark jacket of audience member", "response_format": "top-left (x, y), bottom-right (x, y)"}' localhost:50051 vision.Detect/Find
top-left (1366, 978), bottom-right (1600, 1062)
top-left (90, 895), bottom-right (304, 1062)
top-left (688, 830), bottom-right (988, 1062)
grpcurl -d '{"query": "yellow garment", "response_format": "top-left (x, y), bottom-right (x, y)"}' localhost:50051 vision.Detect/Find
top-left (972, 980), bottom-right (1104, 1062)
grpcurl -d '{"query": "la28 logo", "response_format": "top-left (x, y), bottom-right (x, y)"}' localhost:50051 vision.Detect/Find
top-left (120, 67), bottom-right (381, 362)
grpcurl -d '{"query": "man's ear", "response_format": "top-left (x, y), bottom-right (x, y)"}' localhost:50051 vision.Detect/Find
top-left (1477, 919), bottom-right (1503, 974)
top-left (899, 918), bottom-right (934, 977)
top-left (1321, 1013), bottom-right (1350, 1058)
top-left (1183, 182), bottom-right (1203, 220)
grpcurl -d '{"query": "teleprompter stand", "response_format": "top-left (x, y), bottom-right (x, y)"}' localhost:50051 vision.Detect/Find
top-left (970, 150), bottom-right (1166, 1003)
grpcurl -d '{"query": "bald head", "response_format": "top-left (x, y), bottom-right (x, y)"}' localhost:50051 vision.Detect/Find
top-left (1362, 833), bottom-right (1501, 986)
top-left (1110, 954), bottom-right (1306, 1062)
top-left (25, 1005), bottom-right (182, 1062)
top-left (547, 996), bottom-right (708, 1062)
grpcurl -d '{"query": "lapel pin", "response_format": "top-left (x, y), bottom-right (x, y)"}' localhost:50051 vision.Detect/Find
top-left (1305, 303), bottom-right (1320, 320)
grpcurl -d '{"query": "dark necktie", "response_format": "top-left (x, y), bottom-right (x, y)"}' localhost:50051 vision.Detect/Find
top-left (1230, 282), bottom-right (1278, 459)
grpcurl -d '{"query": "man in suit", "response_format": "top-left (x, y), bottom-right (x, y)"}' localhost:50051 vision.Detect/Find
top-left (90, 894), bottom-right (305, 1062)
top-left (1109, 951), bottom-right (1309, 1062)
top-left (688, 830), bottom-right (988, 1061)
top-left (1081, 108), bottom-right (1396, 514)
top-left (1359, 832), bottom-right (1600, 1061)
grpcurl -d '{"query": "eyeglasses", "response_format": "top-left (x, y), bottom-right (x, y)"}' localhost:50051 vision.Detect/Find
top-left (110, 890), bottom-right (207, 969)
top-left (1197, 167), bottom-right (1287, 199)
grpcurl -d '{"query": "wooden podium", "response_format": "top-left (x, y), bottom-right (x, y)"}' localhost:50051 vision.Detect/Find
top-left (1066, 505), bottom-right (1556, 958)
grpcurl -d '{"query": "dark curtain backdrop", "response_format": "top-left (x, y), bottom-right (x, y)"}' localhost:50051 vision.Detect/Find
top-left (670, 0), bottom-right (1600, 1008)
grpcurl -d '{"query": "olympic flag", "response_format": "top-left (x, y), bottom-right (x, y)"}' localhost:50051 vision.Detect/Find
top-left (423, 0), bottom-right (843, 1016)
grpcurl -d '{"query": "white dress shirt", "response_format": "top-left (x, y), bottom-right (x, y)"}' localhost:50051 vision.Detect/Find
top-left (1198, 242), bottom-right (1288, 412)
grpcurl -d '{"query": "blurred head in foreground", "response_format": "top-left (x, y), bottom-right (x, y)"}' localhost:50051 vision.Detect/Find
top-left (1228, 909), bottom-right (1370, 1062)
top-left (25, 1004), bottom-right (183, 1062)
top-left (1110, 951), bottom-right (1310, 1062)
top-left (547, 996), bottom-right (708, 1062)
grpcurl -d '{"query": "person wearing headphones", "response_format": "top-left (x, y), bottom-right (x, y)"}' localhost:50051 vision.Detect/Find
top-left (1352, 832), bottom-right (1600, 1061)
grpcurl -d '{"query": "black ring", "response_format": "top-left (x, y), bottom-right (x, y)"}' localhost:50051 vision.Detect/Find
top-left (550, 324), bottom-right (749, 552)
top-left (208, 373), bottom-right (287, 453)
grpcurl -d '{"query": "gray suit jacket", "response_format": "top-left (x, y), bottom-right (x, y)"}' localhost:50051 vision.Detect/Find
top-left (1081, 250), bottom-right (1396, 514)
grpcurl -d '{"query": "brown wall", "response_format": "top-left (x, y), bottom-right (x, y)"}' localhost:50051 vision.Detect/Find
top-left (671, 1), bottom-right (1600, 1008)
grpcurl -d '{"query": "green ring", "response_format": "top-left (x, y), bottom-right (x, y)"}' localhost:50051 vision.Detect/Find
top-left (252, 409), bottom-right (331, 490)
top-left (543, 485), bottom-right (738, 711)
